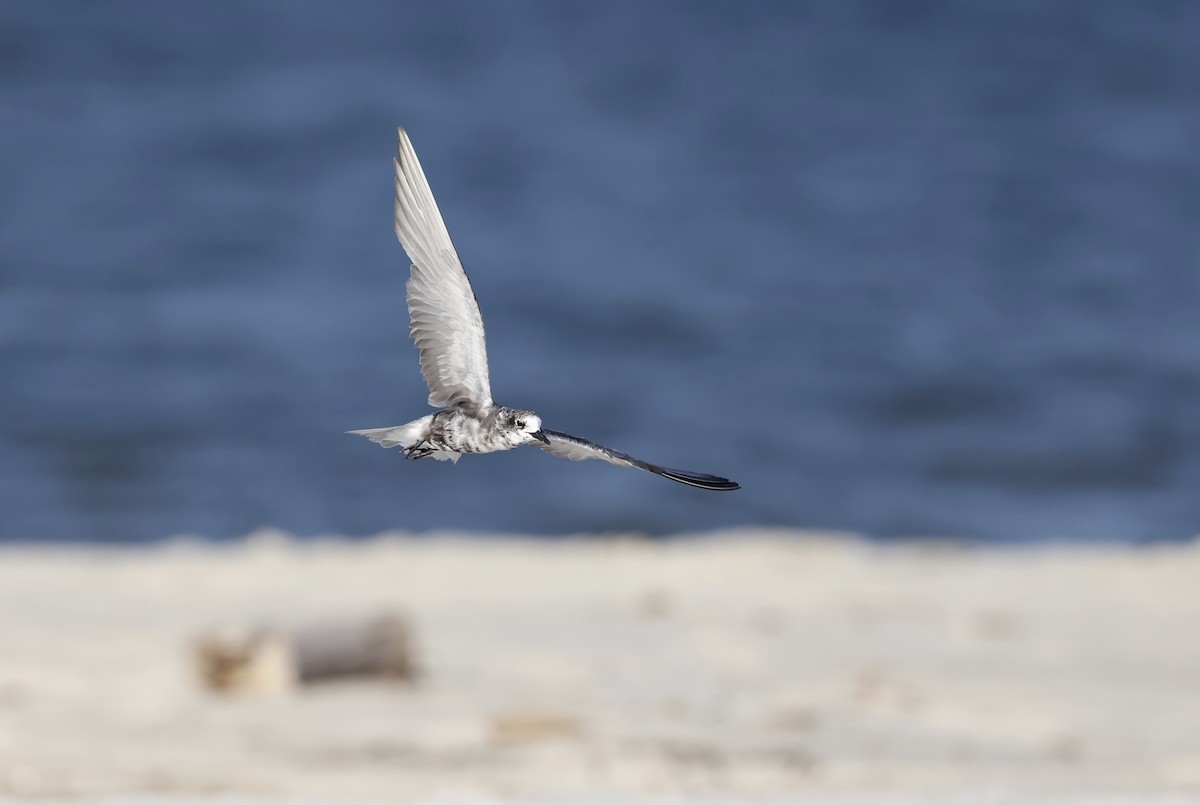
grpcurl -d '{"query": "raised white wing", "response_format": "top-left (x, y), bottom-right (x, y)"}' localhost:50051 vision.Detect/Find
top-left (534, 430), bottom-right (740, 491)
top-left (394, 127), bottom-right (493, 413)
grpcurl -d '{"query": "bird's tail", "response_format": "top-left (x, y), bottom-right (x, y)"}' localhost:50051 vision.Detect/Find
top-left (346, 415), bottom-right (433, 449)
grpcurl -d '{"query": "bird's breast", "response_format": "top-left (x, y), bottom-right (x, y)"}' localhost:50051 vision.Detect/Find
top-left (431, 411), bottom-right (493, 454)
top-left (429, 410), bottom-right (525, 455)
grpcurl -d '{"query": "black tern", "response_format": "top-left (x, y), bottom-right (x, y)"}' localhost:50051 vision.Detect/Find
top-left (348, 128), bottom-right (739, 491)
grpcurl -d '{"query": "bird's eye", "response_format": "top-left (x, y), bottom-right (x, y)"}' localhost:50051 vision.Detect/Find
top-left (516, 419), bottom-right (525, 429)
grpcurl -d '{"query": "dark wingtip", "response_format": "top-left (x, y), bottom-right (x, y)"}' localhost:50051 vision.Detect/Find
top-left (654, 467), bottom-right (741, 491)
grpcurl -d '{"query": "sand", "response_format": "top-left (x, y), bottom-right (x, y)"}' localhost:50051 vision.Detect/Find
top-left (0, 530), bottom-right (1198, 804)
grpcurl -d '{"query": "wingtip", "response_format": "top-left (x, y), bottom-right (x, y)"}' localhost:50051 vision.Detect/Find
top-left (656, 468), bottom-right (742, 491)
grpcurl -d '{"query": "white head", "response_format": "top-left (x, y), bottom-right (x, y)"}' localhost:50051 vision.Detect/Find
top-left (497, 407), bottom-right (549, 445)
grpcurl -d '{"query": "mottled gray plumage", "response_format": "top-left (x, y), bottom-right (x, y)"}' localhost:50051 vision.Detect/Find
top-left (348, 128), bottom-right (739, 491)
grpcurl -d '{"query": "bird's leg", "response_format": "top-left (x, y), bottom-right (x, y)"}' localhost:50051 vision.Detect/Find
top-left (404, 443), bottom-right (435, 460)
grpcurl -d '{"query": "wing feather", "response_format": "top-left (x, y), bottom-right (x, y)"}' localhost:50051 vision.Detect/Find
top-left (534, 430), bottom-right (740, 491)
top-left (394, 127), bottom-right (492, 412)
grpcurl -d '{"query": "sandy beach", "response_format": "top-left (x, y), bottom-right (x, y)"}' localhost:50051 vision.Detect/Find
top-left (1, 531), bottom-right (1198, 804)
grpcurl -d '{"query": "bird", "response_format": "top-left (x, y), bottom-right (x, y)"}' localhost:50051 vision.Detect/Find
top-left (347, 128), bottom-right (739, 492)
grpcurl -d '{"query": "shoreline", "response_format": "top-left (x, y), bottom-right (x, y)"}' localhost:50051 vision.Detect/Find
top-left (1, 531), bottom-right (1198, 801)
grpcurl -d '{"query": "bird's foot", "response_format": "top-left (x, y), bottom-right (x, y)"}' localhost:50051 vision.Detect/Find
top-left (404, 444), bottom-right (435, 460)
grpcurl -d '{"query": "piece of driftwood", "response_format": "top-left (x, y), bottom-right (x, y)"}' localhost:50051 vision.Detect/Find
top-left (194, 626), bottom-right (297, 696)
top-left (194, 611), bottom-right (417, 695)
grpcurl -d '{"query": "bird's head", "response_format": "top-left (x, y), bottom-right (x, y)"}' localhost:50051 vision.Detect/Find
top-left (498, 407), bottom-right (549, 444)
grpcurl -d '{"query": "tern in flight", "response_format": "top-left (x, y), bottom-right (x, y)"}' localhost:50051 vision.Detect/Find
top-left (348, 128), bottom-right (739, 491)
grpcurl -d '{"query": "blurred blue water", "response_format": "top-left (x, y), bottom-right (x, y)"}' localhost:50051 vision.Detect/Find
top-left (2, 1), bottom-right (1199, 543)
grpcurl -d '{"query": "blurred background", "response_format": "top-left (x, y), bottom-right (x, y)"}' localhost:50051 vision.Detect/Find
top-left (2, 0), bottom-right (1200, 543)
top-left (3, 6), bottom-right (1200, 801)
